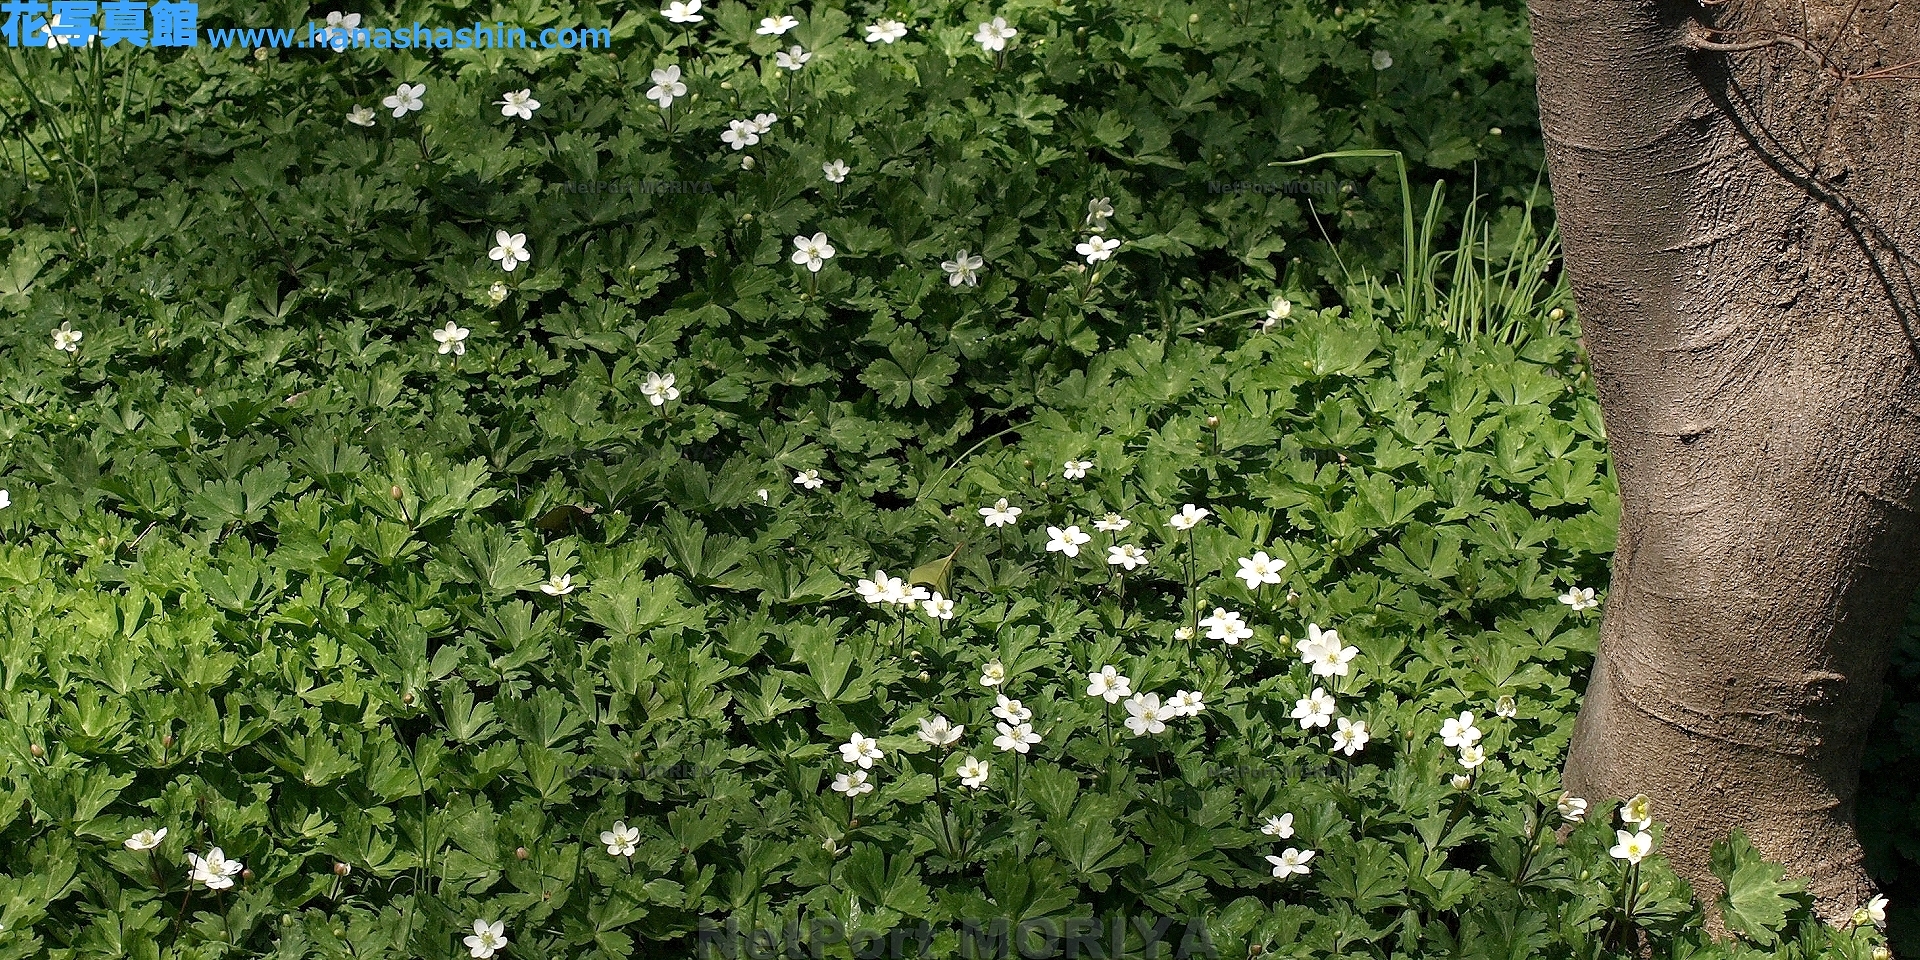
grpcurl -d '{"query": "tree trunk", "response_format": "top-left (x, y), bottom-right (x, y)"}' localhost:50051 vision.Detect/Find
top-left (1528, 0), bottom-right (1920, 925)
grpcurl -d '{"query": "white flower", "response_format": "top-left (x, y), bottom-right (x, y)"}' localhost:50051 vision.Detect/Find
top-left (756, 15), bottom-right (797, 34)
top-left (1167, 503), bottom-right (1210, 530)
top-left (1295, 624), bottom-right (1358, 676)
top-left (791, 232), bottom-right (835, 272)
top-left (1085, 197), bottom-right (1114, 230)
top-left (865, 19), bottom-right (908, 43)
top-left (1864, 895), bottom-right (1889, 929)
top-left (495, 88), bottom-right (540, 120)
top-left (1495, 695), bottom-right (1518, 718)
top-left (187, 847), bottom-right (243, 890)
top-left (1076, 235), bottom-right (1120, 263)
top-left (757, 488), bottom-right (769, 502)
top-left (1235, 551), bottom-right (1287, 590)
top-left (1199, 608), bottom-right (1252, 645)
top-left (856, 569), bottom-right (902, 605)
top-left (839, 732), bottom-right (884, 769)
top-left (1440, 712), bottom-right (1482, 749)
top-left (993, 721), bottom-right (1040, 753)
top-left (992, 694), bottom-right (1032, 724)
top-left (1260, 814), bottom-right (1294, 838)
top-left (750, 112), bottom-right (778, 134)
top-left (973, 16), bottom-right (1016, 52)
top-left (957, 755), bottom-right (990, 789)
top-left (52, 321), bottom-right (82, 353)
top-left (832, 769), bottom-right (874, 796)
top-left (540, 574), bottom-right (575, 596)
top-left (432, 321), bottom-right (470, 356)
top-left (1458, 743), bottom-right (1486, 770)
top-left (1371, 49), bottom-right (1393, 70)
top-left (1107, 544), bottom-right (1149, 571)
top-left (1123, 693), bottom-right (1167, 737)
top-left (663, 0), bottom-right (703, 23)
top-left (1266, 848), bottom-right (1315, 879)
top-left (774, 46), bottom-right (810, 71)
top-left (822, 159), bottom-right (850, 183)
top-left (641, 372), bottom-right (681, 406)
top-left (486, 281), bottom-right (509, 305)
top-left (1557, 793), bottom-right (1588, 823)
top-left (980, 660), bottom-right (1006, 687)
top-left (741, 155), bottom-right (757, 170)
top-left (1062, 459), bottom-right (1093, 479)
top-left (1166, 690), bottom-right (1205, 717)
top-left (646, 65), bottom-right (686, 108)
top-left (1621, 793), bottom-right (1652, 829)
top-left (913, 587), bottom-right (952, 618)
top-left (125, 827), bottom-right (168, 851)
top-left (1045, 525), bottom-right (1092, 557)
top-left (1086, 666), bottom-right (1133, 704)
top-left (320, 12), bottom-right (360, 50)
top-left (1287, 688), bottom-right (1335, 730)
top-left (794, 469), bottom-right (824, 490)
top-left (941, 249), bottom-right (984, 287)
top-left (722, 118), bottom-right (761, 150)
top-left (1093, 514), bottom-right (1130, 532)
top-left (489, 230), bottom-right (530, 271)
top-left (1609, 829), bottom-right (1653, 865)
top-left (599, 820), bottom-right (640, 857)
top-left (465, 919), bottom-right (509, 959)
top-left (1331, 717), bottom-right (1370, 756)
top-left (0, 490), bottom-right (9, 510)
top-left (38, 13), bottom-right (68, 46)
top-left (917, 716), bottom-right (964, 748)
top-left (382, 82), bottom-right (425, 118)
top-left (1174, 626), bottom-right (1194, 641)
top-left (1259, 296), bottom-right (1293, 331)
top-left (1451, 773), bottom-right (1473, 789)
top-left (979, 498), bottom-right (1022, 527)
top-left (346, 105), bottom-right (376, 127)
top-left (1559, 586), bottom-right (1599, 611)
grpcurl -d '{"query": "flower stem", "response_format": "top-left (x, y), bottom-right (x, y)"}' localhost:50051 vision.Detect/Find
top-left (1185, 528), bottom-right (1197, 634)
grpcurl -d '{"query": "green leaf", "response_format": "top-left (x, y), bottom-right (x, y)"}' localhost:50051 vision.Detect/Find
top-left (1710, 829), bottom-right (1811, 946)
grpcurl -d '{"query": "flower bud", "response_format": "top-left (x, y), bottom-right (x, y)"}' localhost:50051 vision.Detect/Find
top-left (1249, 947), bottom-right (1263, 957)
top-left (401, 692), bottom-right (414, 705)
top-left (1550, 308), bottom-right (1566, 320)
top-left (194, 386), bottom-right (203, 396)
top-left (389, 485), bottom-right (403, 499)
top-left (29, 743), bottom-right (44, 758)
top-left (1206, 415), bottom-right (1219, 428)
top-left (333, 861), bottom-right (352, 876)
top-left (162, 734), bottom-right (175, 748)
top-left (515, 847), bottom-right (530, 860)
top-left (241, 868), bottom-right (254, 881)
top-left (1187, 12), bottom-right (1199, 21)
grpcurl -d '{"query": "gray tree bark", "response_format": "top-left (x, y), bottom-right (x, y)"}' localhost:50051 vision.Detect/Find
top-left (1528, 0), bottom-right (1920, 925)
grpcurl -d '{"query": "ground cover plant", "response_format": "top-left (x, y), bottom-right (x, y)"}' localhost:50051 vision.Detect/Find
top-left (0, 0), bottom-right (1907, 957)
